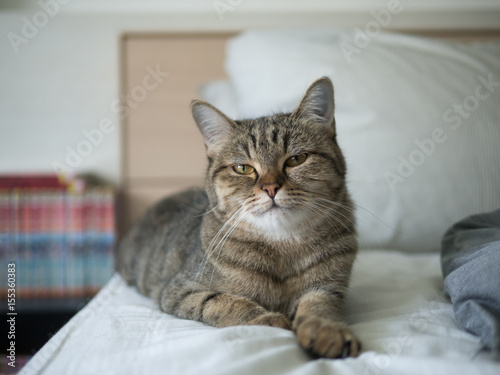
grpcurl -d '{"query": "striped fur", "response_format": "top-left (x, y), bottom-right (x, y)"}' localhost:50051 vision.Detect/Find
top-left (116, 77), bottom-right (361, 358)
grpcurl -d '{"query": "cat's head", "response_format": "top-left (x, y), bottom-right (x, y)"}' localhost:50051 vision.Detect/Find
top-left (192, 77), bottom-right (351, 241)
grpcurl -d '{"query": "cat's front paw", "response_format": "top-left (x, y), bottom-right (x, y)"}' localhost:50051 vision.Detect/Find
top-left (246, 312), bottom-right (292, 330)
top-left (294, 316), bottom-right (361, 359)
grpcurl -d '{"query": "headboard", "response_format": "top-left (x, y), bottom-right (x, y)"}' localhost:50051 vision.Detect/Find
top-left (120, 30), bottom-right (500, 233)
top-left (121, 33), bottom-right (233, 231)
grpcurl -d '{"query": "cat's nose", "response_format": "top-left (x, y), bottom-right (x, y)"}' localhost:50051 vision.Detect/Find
top-left (261, 183), bottom-right (281, 199)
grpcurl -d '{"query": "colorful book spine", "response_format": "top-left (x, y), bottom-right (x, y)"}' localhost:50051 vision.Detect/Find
top-left (0, 174), bottom-right (115, 298)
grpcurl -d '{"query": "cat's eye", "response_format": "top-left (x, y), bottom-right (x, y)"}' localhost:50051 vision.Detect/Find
top-left (233, 164), bottom-right (255, 175)
top-left (285, 153), bottom-right (308, 167)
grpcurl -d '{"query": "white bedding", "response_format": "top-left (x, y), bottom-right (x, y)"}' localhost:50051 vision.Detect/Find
top-left (20, 250), bottom-right (499, 375)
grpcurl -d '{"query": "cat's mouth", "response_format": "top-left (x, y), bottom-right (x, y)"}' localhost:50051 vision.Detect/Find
top-left (264, 201), bottom-right (284, 213)
top-left (253, 197), bottom-right (294, 216)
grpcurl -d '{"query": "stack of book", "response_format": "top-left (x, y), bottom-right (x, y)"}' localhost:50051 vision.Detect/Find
top-left (0, 174), bottom-right (115, 298)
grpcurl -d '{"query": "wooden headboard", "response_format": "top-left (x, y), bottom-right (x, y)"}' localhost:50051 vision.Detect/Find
top-left (120, 30), bottom-right (500, 233)
top-left (121, 33), bottom-right (234, 231)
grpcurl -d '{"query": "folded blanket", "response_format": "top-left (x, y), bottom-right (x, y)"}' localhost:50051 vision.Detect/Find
top-left (441, 209), bottom-right (500, 354)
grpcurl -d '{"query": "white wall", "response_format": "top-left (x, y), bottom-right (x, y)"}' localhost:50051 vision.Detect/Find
top-left (3, 0), bottom-right (500, 14)
top-left (1, 0), bottom-right (499, 185)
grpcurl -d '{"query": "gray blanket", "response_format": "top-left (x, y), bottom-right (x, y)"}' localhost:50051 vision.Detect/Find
top-left (441, 208), bottom-right (500, 354)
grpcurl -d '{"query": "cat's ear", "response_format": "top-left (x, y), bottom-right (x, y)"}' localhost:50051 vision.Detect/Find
top-left (191, 100), bottom-right (236, 155)
top-left (292, 77), bottom-right (335, 135)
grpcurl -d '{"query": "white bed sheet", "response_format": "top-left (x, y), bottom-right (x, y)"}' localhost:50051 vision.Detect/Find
top-left (20, 250), bottom-right (499, 375)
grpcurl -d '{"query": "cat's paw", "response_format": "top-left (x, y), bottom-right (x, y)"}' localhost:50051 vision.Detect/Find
top-left (293, 316), bottom-right (361, 359)
top-left (246, 312), bottom-right (292, 330)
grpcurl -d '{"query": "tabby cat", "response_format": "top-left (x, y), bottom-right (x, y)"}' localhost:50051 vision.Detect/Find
top-left (116, 77), bottom-right (361, 359)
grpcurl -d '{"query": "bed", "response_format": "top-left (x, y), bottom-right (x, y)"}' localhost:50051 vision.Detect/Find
top-left (20, 29), bottom-right (500, 374)
top-left (18, 251), bottom-right (500, 375)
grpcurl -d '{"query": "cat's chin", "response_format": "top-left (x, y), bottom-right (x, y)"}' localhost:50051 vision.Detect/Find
top-left (244, 206), bottom-right (309, 242)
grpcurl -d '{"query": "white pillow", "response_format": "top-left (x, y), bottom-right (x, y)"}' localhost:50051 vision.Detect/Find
top-left (200, 80), bottom-right (239, 119)
top-left (210, 30), bottom-right (500, 252)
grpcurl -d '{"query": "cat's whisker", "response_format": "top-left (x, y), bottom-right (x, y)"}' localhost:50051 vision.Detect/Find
top-left (315, 197), bottom-right (394, 232)
top-left (209, 209), bottom-right (248, 268)
top-left (196, 196), bottom-right (256, 284)
top-left (194, 204), bottom-right (245, 283)
top-left (193, 204), bottom-right (219, 217)
top-left (294, 206), bottom-right (316, 232)
top-left (349, 202), bottom-right (395, 232)
top-left (310, 201), bottom-right (356, 231)
top-left (208, 209), bottom-right (251, 288)
top-left (303, 191), bottom-right (381, 229)
top-left (301, 198), bottom-right (347, 221)
top-left (302, 201), bottom-right (350, 236)
top-left (277, 194), bottom-right (354, 234)
top-left (313, 198), bottom-right (391, 251)
top-left (300, 202), bottom-right (340, 235)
